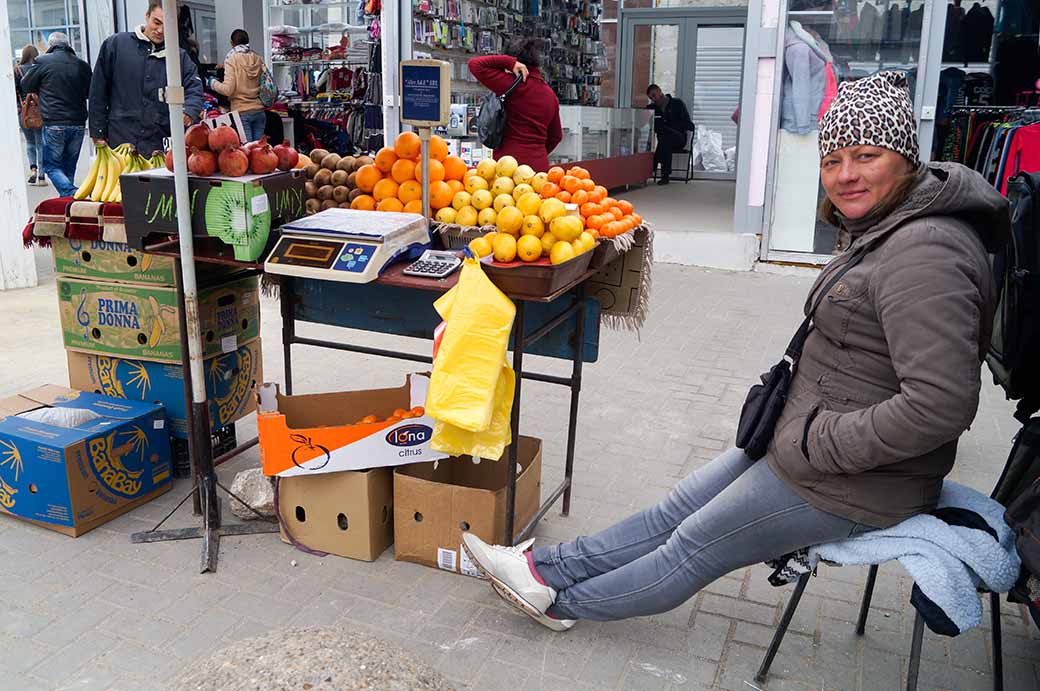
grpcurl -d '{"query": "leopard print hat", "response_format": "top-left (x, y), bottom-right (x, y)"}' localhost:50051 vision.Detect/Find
top-left (818, 71), bottom-right (919, 166)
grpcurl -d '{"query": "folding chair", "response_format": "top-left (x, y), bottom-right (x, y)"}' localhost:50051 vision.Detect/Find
top-left (651, 129), bottom-right (696, 184)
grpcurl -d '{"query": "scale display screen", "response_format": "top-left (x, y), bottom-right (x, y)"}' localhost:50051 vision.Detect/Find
top-left (269, 238), bottom-right (340, 268)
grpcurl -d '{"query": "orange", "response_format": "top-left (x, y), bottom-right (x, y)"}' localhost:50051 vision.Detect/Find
top-left (377, 197), bottom-right (404, 212)
top-left (373, 177), bottom-right (400, 202)
top-left (568, 166), bottom-right (590, 180)
top-left (571, 189), bottom-right (589, 206)
top-left (602, 197), bottom-right (618, 209)
top-left (429, 180), bottom-right (453, 209)
top-left (581, 178), bottom-right (596, 192)
top-left (374, 147), bottom-right (398, 173)
top-left (446, 179), bottom-right (465, 195)
top-left (429, 135), bottom-right (449, 161)
top-left (394, 131), bottom-right (422, 159)
top-left (617, 200), bottom-right (634, 215)
top-left (516, 234), bottom-right (542, 262)
top-left (391, 158), bottom-right (416, 183)
top-left (398, 179), bottom-right (422, 203)
top-left (356, 164), bottom-right (382, 193)
top-left (350, 194), bottom-right (376, 211)
top-left (632, 212), bottom-right (643, 226)
top-left (546, 166), bottom-right (565, 183)
top-left (403, 199), bottom-right (423, 214)
top-left (443, 155), bottom-right (468, 181)
top-left (411, 406), bottom-right (425, 417)
top-left (589, 187), bottom-right (606, 203)
top-left (415, 159), bottom-right (445, 183)
top-left (555, 191), bottom-right (572, 203)
top-left (586, 214), bottom-right (606, 231)
top-left (580, 202), bottom-right (602, 218)
top-left (561, 175), bottom-right (581, 194)
top-left (541, 182), bottom-right (560, 199)
top-left (609, 206), bottom-right (624, 221)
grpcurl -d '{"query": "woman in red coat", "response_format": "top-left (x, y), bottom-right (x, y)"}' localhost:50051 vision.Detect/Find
top-left (468, 40), bottom-right (563, 173)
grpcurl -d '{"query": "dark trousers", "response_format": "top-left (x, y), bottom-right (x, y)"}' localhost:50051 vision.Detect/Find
top-left (654, 128), bottom-right (686, 180)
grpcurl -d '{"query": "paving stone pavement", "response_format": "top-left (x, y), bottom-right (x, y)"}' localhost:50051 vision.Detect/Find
top-left (1, 263), bottom-right (1038, 690)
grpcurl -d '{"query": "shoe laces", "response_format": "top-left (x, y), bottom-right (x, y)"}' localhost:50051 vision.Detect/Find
top-left (496, 537), bottom-right (535, 557)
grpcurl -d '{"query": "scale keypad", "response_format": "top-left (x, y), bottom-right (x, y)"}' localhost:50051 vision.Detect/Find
top-left (333, 243), bottom-right (375, 273)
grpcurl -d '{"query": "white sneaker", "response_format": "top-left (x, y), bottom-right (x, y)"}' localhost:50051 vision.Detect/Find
top-left (461, 533), bottom-right (576, 632)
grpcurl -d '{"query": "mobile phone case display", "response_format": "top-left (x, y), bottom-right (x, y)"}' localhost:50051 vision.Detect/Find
top-left (523, 0), bottom-right (606, 105)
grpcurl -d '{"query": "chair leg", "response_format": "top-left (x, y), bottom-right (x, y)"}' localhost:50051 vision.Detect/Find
top-left (756, 572), bottom-right (810, 683)
top-left (990, 591), bottom-right (1003, 691)
top-left (906, 611), bottom-right (925, 691)
top-left (856, 564), bottom-right (880, 635)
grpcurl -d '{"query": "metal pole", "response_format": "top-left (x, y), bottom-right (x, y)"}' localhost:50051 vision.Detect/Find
top-left (419, 127), bottom-right (431, 219)
top-left (504, 302), bottom-right (525, 545)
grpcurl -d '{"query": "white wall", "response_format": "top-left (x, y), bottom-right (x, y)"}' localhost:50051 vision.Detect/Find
top-left (215, 0), bottom-right (264, 58)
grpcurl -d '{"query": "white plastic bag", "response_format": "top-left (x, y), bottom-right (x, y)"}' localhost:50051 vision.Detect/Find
top-left (697, 130), bottom-right (727, 172)
top-left (724, 146), bottom-right (737, 172)
top-left (18, 407), bottom-right (102, 429)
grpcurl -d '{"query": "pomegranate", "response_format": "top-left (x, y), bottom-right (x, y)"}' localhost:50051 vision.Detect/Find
top-left (185, 123), bottom-right (211, 150)
top-left (248, 138), bottom-right (279, 175)
top-left (165, 149), bottom-right (175, 172)
top-left (218, 146), bottom-right (250, 177)
top-left (187, 147), bottom-right (217, 176)
top-left (207, 124), bottom-right (241, 152)
top-left (273, 140), bottom-right (299, 170)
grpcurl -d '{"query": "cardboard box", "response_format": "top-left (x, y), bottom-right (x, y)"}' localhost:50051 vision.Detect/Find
top-left (120, 169), bottom-right (307, 261)
top-left (51, 237), bottom-right (177, 286)
top-left (277, 468), bottom-right (394, 561)
top-left (57, 274), bottom-right (260, 364)
top-left (258, 374), bottom-right (447, 477)
top-left (0, 386), bottom-right (172, 537)
top-left (67, 339), bottom-right (263, 439)
top-left (393, 437), bottom-right (542, 576)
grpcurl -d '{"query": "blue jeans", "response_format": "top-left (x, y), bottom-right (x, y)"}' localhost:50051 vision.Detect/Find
top-left (22, 127), bottom-right (42, 174)
top-left (533, 448), bottom-right (870, 621)
top-left (240, 110), bottom-right (267, 143)
top-left (41, 125), bottom-right (85, 198)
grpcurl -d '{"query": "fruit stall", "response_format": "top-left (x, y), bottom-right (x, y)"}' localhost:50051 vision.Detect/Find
top-left (18, 122), bottom-right (652, 572)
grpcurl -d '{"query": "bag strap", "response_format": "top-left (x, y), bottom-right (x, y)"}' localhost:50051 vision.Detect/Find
top-left (783, 248), bottom-right (870, 362)
top-left (499, 75), bottom-right (523, 101)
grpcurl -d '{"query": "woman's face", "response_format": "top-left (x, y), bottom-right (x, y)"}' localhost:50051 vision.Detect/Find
top-left (820, 145), bottom-right (911, 219)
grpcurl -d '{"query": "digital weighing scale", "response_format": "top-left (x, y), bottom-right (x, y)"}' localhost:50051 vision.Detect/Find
top-left (264, 208), bottom-right (431, 283)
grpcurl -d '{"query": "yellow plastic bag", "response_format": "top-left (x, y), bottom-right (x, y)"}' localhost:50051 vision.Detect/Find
top-left (431, 361), bottom-right (515, 460)
top-left (426, 257), bottom-right (516, 457)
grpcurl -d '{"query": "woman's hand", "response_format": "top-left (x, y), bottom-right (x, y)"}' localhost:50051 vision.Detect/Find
top-left (511, 61), bottom-right (529, 82)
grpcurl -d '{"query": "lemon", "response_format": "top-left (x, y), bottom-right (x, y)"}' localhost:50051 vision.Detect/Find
top-left (512, 183), bottom-right (534, 201)
top-left (516, 192), bottom-right (543, 217)
top-left (477, 207), bottom-right (498, 227)
top-left (492, 233), bottom-right (518, 263)
top-left (455, 205), bottom-right (479, 227)
top-left (517, 234), bottom-right (542, 262)
top-left (435, 206), bottom-right (457, 224)
top-left (521, 215), bottom-right (544, 238)
top-left (484, 231), bottom-right (498, 245)
top-left (540, 231), bottom-right (557, 255)
top-left (465, 175), bottom-right (489, 194)
top-left (512, 164), bottom-right (535, 185)
top-left (550, 240), bottom-right (576, 265)
top-left (476, 158), bottom-right (498, 180)
top-left (471, 189), bottom-right (493, 210)
top-left (539, 197), bottom-right (567, 224)
top-left (452, 190), bottom-right (472, 210)
top-left (493, 193), bottom-right (515, 212)
top-left (578, 231), bottom-right (597, 253)
top-left (495, 155), bottom-right (518, 179)
top-left (468, 235), bottom-right (493, 258)
top-left (549, 215), bottom-right (583, 242)
top-left (531, 172), bottom-right (548, 191)
top-left (496, 206), bottom-right (524, 236)
top-left (491, 176), bottom-right (515, 197)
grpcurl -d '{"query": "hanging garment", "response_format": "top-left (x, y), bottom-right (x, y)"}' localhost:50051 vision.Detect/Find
top-left (943, 2), bottom-right (966, 61)
top-left (961, 4), bottom-right (996, 63)
top-left (883, 2), bottom-right (904, 42)
top-left (856, 2), bottom-right (884, 60)
top-left (780, 21), bottom-right (829, 133)
top-left (994, 36), bottom-right (1040, 106)
top-left (1000, 123), bottom-right (1040, 195)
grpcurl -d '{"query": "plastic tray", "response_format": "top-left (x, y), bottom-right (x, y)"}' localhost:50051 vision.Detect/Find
top-left (480, 251), bottom-right (594, 299)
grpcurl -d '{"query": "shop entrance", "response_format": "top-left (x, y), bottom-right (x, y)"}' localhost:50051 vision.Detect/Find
top-left (617, 7), bottom-right (748, 234)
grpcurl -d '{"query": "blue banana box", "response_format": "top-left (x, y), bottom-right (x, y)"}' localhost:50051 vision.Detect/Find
top-left (66, 339), bottom-right (262, 439)
top-left (0, 386), bottom-right (172, 537)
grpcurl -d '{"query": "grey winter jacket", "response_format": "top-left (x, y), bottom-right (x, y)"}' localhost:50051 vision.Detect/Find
top-left (780, 31), bottom-right (827, 134)
top-left (767, 163), bottom-right (1011, 528)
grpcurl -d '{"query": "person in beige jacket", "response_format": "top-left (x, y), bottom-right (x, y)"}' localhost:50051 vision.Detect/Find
top-left (208, 29), bottom-right (266, 142)
top-left (458, 71), bottom-right (1012, 631)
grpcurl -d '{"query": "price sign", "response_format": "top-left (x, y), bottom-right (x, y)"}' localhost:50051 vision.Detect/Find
top-left (400, 59), bottom-right (451, 127)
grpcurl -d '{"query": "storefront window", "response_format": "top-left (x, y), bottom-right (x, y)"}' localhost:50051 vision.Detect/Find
top-left (769, 1), bottom-right (930, 256)
top-left (7, 0), bottom-right (84, 60)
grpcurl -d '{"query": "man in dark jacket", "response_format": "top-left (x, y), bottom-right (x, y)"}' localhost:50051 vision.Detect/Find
top-left (88, 0), bottom-right (205, 158)
top-left (20, 33), bottom-right (92, 198)
top-left (647, 84), bottom-right (695, 185)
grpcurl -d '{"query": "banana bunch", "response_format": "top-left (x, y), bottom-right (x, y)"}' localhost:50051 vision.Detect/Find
top-left (74, 144), bottom-right (165, 203)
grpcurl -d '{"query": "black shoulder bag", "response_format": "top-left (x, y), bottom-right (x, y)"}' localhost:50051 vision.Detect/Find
top-left (475, 75), bottom-right (523, 149)
top-left (735, 248), bottom-right (869, 460)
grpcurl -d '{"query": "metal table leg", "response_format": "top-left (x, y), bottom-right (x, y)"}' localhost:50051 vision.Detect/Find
top-left (562, 288), bottom-right (586, 516)
top-left (504, 301), bottom-right (526, 545)
top-left (175, 258), bottom-right (202, 516)
top-left (281, 276), bottom-right (296, 395)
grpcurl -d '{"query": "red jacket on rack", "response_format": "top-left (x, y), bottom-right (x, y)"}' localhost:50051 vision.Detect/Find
top-left (468, 55), bottom-right (563, 173)
top-left (1000, 123), bottom-right (1040, 196)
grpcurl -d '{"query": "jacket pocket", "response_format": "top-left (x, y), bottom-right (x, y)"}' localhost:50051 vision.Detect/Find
top-left (771, 400), bottom-right (826, 490)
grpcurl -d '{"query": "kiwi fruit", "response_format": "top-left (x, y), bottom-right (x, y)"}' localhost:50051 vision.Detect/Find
top-left (304, 163), bottom-right (319, 179)
top-left (331, 170), bottom-right (349, 187)
top-left (322, 153), bottom-right (342, 171)
top-left (305, 198), bottom-right (321, 214)
top-left (354, 156), bottom-right (374, 172)
top-left (317, 185), bottom-right (335, 201)
top-left (309, 148), bottom-right (330, 165)
top-left (313, 168), bottom-right (333, 187)
top-left (332, 186), bottom-right (350, 203)
top-left (305, 181), bottom-right (317, 198)
top-left (337, 156), bottom-right (356, 172)
top-left (347, 172), bottom-right (358, 188)
top-left (339, 201), bottom-right (352, 209)
top-left (320, 199), bottom-right (338, 211)
top-left (348, 188), bottom-right (364, 202)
